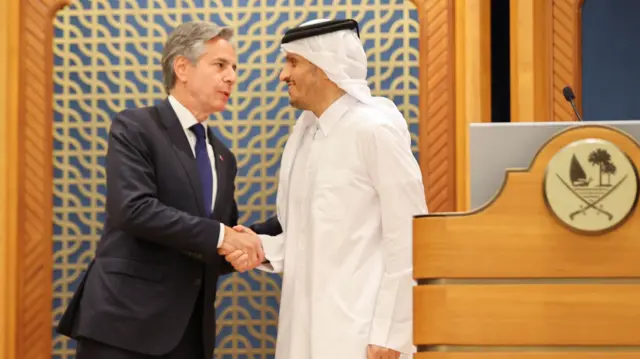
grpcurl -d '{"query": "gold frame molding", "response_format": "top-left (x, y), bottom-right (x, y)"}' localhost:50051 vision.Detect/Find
top-left (510, 0), bottom-right (584, 122)
top-left (1, 1), bottom-right (21, 357)
top-left (3, 1), bottom-right (73, 358)
top-left (2, 0), bottom-right (476, 357)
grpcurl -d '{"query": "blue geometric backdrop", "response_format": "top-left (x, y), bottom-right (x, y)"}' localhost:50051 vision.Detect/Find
top-left (51, 1), bottom-right (419, 358)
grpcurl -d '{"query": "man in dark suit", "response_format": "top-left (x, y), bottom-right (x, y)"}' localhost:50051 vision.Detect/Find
top-left (57, 21), bottom-right (269, 359)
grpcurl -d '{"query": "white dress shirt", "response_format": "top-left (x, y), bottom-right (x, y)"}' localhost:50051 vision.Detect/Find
top-left (168, 95), bottom-right (225, 247)
top-left (258, 94), bottom-right (428, 359)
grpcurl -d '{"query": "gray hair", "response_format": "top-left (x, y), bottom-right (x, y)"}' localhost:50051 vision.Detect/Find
top-left (161, 21), bottom-right (234, 93)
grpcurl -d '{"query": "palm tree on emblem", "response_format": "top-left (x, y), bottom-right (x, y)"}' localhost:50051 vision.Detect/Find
top-left (588, 148), bottom-right (612, 187)
top-left (602, 161), bottom-right (617, 186)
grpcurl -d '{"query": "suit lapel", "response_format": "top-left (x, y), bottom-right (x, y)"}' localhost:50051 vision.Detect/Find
top-left (208, 127), bottom-right (227, 219)
top-left (156, 99), bottom-right (206, 217)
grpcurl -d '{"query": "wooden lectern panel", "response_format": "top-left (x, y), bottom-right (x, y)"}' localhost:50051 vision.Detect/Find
top-left (414, 127), bottom-right (640, 279)
top-left (416, 354), bottom-right (640, 359)
top-left (414, 284), bottom-right (640, 345)
top-left (413, 126), bottom-right (640, 355)
top-left (413, 210), bottom-right (640, 278)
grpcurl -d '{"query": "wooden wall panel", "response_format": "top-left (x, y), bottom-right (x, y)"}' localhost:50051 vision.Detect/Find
top-left (11, 1), bottom-right (71, 358)
top-left (453, 0), bottom-right (491, 211)
top-left (1, 1), bottom-right (20, 358)
top-left (552, 0), bottom-right (584, 122)
top-left (415, 0), bottom-right (490, 212)
top-left (510, 0), bottom-right (552, 122)
top-left (414, 0), bottom-right (458, 212)
top-left (511, 0), bottom-right (584, 122)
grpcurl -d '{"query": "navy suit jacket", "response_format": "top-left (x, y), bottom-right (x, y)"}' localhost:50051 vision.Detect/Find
top-left (250, 215), bottom-right (282, 236)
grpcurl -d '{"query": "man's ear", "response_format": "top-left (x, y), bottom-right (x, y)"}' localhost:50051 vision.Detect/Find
top-left (173, 55), bottom-right (191, 84)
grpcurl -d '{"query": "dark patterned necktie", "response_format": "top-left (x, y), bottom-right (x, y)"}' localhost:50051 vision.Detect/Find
top-left (189, 124), bottom-right (213, 217)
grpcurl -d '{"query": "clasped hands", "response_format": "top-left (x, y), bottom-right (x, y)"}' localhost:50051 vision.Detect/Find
top-left (218, 225), bottom-right (264, 272)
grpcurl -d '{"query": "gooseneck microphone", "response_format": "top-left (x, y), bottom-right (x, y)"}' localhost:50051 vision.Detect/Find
top-left (562, 86), bottom-right (583, 121)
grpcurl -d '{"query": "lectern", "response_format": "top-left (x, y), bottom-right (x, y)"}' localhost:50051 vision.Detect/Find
top-left (413, 124), bottom-right (640, 358)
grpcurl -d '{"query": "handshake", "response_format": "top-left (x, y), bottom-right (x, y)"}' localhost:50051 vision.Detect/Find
top-left (218, 225), bottom-right (265, 272)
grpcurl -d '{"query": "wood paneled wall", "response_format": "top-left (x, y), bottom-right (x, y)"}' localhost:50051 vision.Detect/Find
top-left (454, 0), bottom-right (491, 211)
top-left (1, 0), bottom-right (21, 358)
top-left (1, 1), bottom-right (72, 358)
top-left (414, 0), bottom-right (491, 213)
top-left (510, 0), bottom-right (584, 122)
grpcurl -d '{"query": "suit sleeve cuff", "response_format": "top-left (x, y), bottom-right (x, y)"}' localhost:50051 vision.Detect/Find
top-left (216, 223), bottom-right (225, 248)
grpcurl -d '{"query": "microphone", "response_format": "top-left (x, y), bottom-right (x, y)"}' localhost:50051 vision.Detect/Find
top-left (562, 86), bottom-right (583, 121)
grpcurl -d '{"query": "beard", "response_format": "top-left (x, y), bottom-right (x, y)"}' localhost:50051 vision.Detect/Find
top-left (288, 90), bottom-right (310, 111)
top-left (289, 97), bottom-right (303, 109)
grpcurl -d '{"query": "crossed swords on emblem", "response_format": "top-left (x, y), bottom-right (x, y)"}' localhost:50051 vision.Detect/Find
top-left (555, 173), bottom-right (628, 221)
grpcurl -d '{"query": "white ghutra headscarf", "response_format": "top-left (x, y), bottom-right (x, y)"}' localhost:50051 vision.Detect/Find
top-left (280, 19), bottom-right (411, 145)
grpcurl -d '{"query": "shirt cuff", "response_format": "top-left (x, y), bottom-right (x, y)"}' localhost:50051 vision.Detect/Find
top-left (256, 234), bottom-right (284, 273)
top-left (216, 223), bottom-right (225, 248)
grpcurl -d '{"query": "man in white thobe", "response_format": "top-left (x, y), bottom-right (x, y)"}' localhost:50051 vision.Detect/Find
top-left (223, 18), bottom-right (428, 359)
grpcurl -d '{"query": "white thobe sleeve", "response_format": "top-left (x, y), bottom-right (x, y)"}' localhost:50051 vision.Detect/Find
top-left (256, 234), bottom-right (285, 273)
top-left (363, 122), bottom-right (428, 354)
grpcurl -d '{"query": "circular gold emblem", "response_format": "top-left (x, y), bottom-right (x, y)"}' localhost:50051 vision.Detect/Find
top-left (544, 138), bottom-right (639, 234)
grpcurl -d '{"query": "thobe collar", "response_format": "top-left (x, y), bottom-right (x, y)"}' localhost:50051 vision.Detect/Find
top-left (314, 94), bottom-right (358, 137)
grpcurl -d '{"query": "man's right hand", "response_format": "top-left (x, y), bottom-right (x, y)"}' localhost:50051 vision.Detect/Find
top-left (219, 226), bottom-right (264, 267)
